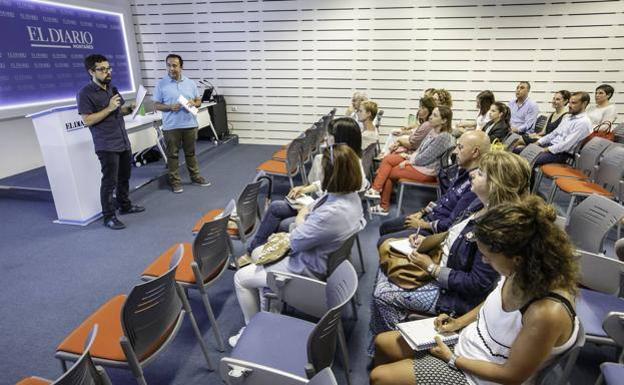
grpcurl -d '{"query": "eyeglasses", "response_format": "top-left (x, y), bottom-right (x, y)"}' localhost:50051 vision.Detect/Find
top-left (94, 66), bottom-right (113, 73)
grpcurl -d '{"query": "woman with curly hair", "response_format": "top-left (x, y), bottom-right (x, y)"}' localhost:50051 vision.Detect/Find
top-left (371, 195), bottom-right (580, 385)
top-left (433, 89), bottom-right (453, 108)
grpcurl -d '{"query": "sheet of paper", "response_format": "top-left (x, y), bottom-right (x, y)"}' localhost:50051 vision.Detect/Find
top-left (178, 94), bottom-right (199, 116)
top-left (130, 84), bottom-right (147, 120)
top-left (389, 238), bottom-right (413, 256)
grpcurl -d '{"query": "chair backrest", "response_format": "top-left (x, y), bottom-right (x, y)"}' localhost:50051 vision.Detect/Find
top-left (53, 325), bottom-right (109, 385)
top-left (326, 235), bottom-right (357, 276)
top-left (361, 143), bottom-right (377, 182)
top-left (519, 143), bottom-right (545, 167)
top-left (308, 367), bottom-right (338, 385)
top-left (534, 322), bottom-right (585, 385)
top-left (194, 215), bottom-right (232, 279)
top-left (236, 179), bottom-right (263, 233)
top-left (614, 123), bottom-right (624, 143)
top-left (503, 133), bottom-right (522, 149)
top-left (574, 136), bottom-right (613, 178)
top-left (594, 145), bottom-right (624, 191)
top-left (440, 145), bottom-right (457, 169)
top-left (602, 312), bottom-right (624, 349)
top-left (302, 127), bottom-right (317, 163)
top-left (534, 115), bottom-right (548, 133)
top-left (578, 249), bottom-right (624, 295)
top-left (566, 194), bottom-right (624, 253)
top-left (122, 245), bottom-right (183, 358)
top-left (306, 261), bottom-right (358, 378)
top-left (286, 137), bottom-right (305, 175)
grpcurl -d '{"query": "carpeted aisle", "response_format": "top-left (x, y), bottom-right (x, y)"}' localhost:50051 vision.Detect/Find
top-left (0, 143), bottom-right (610, 385)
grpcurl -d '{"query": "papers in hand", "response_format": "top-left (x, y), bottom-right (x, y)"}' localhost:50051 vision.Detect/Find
top-left (178, 95), bottom-right (198, 116)
top-left (286, 194), bottom-right (315, 208)
top-left (397, 317), bottom-right (459, 351)
top-left (130, 85), bottom-right (147, 120)
top-left (389, 238), bottom-right (413, 256)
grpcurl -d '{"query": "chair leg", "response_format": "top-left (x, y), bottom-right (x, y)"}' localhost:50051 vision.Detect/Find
top-left (564, 196), bottom-right (577, 226)
top-left (397, 183), bottom-right (405, 217)
top-left (532, 169), bottom-right (544, 194)
top-left (59, 359), bottom-right (68, 372)
top-left (355, 235), bottom-right (366, 274)
top-left (199, 290), bottom-right (226, 352)
top-left (350, 296), bottom-right (359, 321)
top-left (594, 373), bottom-right (605, 385)
top-left (120, 337), bottom-right (148, 385)
top-left (337, 322), bottom-right (353, 385)
top-left (186, 304), bottom-right (216, 370)
top-left (547, 183), bottom-right (559, 203)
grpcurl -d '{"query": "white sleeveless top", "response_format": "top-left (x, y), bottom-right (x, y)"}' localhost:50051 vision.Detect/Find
top-left (454, 278), bottom-right (579, 385)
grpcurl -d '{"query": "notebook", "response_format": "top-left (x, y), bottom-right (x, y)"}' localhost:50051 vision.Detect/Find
top-left (389, 238), bottom-right (413, 256)
top-left (286, 194), bottom-right (315, 208)
top-left (397, 317), bottom-right (459, 351)
top-left (389, 231), bottom-right (448, 256)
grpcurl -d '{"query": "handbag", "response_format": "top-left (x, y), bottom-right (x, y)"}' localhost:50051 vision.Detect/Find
top-left (379, 231), bottom-right (448, 290)
top-left (253, 232), bottom-right (291, 266)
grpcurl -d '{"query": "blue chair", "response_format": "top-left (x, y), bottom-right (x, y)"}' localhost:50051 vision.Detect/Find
top-left (595, 312), bottom-right (624, 385)
top-left (577, 250), bottom-right (624, 347)
top-left (219, 261), bottom-right (358, 385)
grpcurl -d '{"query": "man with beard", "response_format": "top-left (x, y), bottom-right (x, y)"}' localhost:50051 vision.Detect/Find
top-left (77, 54), bottom-right (145, 230)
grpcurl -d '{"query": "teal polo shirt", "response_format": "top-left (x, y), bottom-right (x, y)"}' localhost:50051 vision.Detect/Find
top-left (152, 75), bottom-right (200, 130)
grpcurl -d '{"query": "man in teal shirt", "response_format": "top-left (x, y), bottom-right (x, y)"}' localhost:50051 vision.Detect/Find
top-left (153, 54), bottom-right (210, 193)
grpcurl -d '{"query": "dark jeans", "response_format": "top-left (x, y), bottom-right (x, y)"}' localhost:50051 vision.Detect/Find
top-left (377, 215), bottom-right (421, 247)
top-left (164, 127), bottom-right (201, 184)
top-left (247, 200), bottom-right (297, 253)
top-left (96, 150), bottom-right (132, 219)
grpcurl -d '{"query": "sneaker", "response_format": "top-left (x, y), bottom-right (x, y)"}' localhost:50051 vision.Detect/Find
top-left (228, 327), bottom-right (246, 348)
top-left (191, 176), bottom-right (211, 187)
top-left (364, 188), bottom-right (381, 199)
top-left (171, 183), bottom-right (183, 193)
top-left (369, 204), bottom-right (389, 216)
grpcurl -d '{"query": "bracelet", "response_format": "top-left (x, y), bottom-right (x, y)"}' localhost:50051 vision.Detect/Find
top-left (426, 263), bottom-right (437, 276)
top-left (447, 353), bottom-right (459, 370)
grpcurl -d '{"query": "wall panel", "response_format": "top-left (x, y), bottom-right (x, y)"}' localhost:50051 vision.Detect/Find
top-left (131, 0), bottom-right (624, 144)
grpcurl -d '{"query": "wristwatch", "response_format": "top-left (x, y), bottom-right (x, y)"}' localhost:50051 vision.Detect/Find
top-left (426, 263), bottom-right (437, 276)
top-left (448, 353), bottom-right (459, 370)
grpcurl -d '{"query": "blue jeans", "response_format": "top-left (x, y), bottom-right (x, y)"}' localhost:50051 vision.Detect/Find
top-left (247, 200), bottom-right (297, 253)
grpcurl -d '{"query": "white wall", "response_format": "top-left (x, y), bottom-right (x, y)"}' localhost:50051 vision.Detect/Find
top-left (0, 0), bottom-right (142, 179)
top-left (131, 0), bottom-right (624, 145)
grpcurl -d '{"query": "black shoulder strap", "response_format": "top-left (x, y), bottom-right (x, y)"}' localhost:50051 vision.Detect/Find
top-left (520, 292), bottom-right (576, 319)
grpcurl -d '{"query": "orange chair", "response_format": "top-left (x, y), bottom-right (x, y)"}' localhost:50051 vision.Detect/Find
top-left (17, 326), bottom-right (112, 385)
top-left (533, 137), bottom-right (615, 193)
top-left (143, 215), bottom-right (233, 352)
top-left (257, 136), bottom-right (307, 188)
top-left (56, 246), bottom-right (213, 385)
top-left (548, 146), bottom-right (624, 220)
top-left (193, 178), bottom-right (267, 253)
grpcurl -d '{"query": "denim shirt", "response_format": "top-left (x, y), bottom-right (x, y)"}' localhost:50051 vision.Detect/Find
top-left (288, 192), bottom-right (365, 277)
top-left (435, 199), bottom-right (500, 317)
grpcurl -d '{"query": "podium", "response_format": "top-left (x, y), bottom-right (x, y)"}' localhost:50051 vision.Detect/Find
top-left (27, 105), bottom-right (104, 225)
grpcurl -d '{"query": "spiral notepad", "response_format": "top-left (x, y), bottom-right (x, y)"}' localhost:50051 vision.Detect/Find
top-left (397, 317), bottom-right (459, 351)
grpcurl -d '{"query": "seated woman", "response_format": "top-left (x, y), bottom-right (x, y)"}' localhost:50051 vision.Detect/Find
top-left (369, 151), bottom-right (530, 354)
top-left (455, 90), bottom-right (495, 134)
top-left (249, 118), bottom-right (366, 263)
top-left (433, 89), bottom-right (453, 108)
top-left (516, 90), bottom-right (570, 150)
top-left (371, 195), bottom-right (580, 385)
top-left (231, 144), bottom-right (365, 345)
top-left (380, 96), bottom-right (436, 157)
top-left (367, 106), bottom-right (455, 216)
top-left (307, 117), bottom-right (367, 190)
top-left (358, 100), bottom-right (381, 149)
top-left (587, 83), bottom-right (617, 132)
top-left (481, 101), bottom-right (510, 143)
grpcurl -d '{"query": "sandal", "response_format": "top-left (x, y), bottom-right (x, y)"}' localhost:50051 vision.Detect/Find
top-left (369, 204), bottom-right (389, 216)
top-left (365, 188), bottom-right (381, 199)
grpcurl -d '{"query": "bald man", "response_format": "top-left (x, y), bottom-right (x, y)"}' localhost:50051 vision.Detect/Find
top-left (378, 130), bottom-right (491, 244)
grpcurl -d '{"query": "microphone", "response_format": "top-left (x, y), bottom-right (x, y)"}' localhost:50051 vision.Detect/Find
top-left (200, 78), bottom-right (218, 97)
